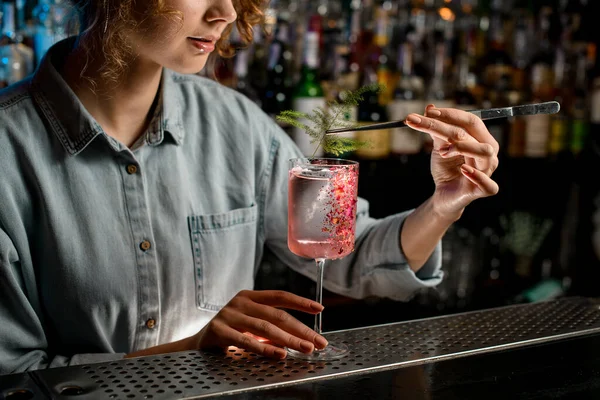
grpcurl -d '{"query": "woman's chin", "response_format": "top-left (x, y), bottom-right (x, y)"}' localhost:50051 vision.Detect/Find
top-left (166, 59), bottom-right (209, 76)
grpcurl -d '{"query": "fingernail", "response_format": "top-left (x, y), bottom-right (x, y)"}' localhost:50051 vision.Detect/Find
top-left (427, 109), bottom-right (441, 117)
top-left (311, 302), bottom-right (324, 312)
top-left (406, 114), bottom-right (421, 124)
top-left (315, 336), bottom-right (328, 349)
top-left (300, 341), bottom-right (314, 353)
top-left (439, 145), bottom-right (452, 156)
top-left (275, 348), bottom-right (287, 359)
top-left (461, 164), bottom-right (475, 174)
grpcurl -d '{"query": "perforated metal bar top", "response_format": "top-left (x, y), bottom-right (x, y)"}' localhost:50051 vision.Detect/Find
top-left (2, 297), bottom-right (600, 400)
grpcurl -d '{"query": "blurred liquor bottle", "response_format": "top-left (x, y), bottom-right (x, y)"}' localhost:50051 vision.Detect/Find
top-left (321, 17), bottom-right (359, 160)
top-left (454, 53), bottom-right (478, 111)
top-left (319, 2), bottom-right (345, 85)
top-left (32, 0), bottom-right (70, 67)
top-left (424, 31), bottom-right (455, 152)
top-left (388, 39), bottom-right (425, 159)
top-left (480, 0), bottom-right (513, 95)
top-left (233, 48), bottom-right (262, 107)
top-left (498, 1), bottom-right (529, 158)
top-left (591, 76), bottom-right (600, 137)
top-left (246, 26), bottom-right (269, 103)
top-left (348, 0), bottom-right (379, 81)
top-left (479, 0), bottom-right (513, 151)
top-left (569, 46), bottom-right (591, 156)
top-left (291, 29), bottom-right (325, 157)
top-left (0, 0), bottom-right (34, 88)
top-left (262, 18), bottom-right (293, 118)
top-left (547, 44), bottom-right (570, 158)
top-left (354, 63), bottom-right (391, 161)
top-left (354, 4), bottom-right (391, 162)
top-left (523, 5), bottom-right (556, 158)
top-left (455, 0), bottom-right (484, 107)
top-left (505, 71), bottom-right (528, 158)
top-left (373, 5), bottom-right (395, 107)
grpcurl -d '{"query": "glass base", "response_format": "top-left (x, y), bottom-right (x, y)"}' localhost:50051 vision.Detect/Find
top-left (286, 342), bottom-right (349, 361)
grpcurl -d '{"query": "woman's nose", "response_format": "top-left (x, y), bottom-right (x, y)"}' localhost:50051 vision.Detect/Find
top-left (205, 0), bottom-right (237, 24)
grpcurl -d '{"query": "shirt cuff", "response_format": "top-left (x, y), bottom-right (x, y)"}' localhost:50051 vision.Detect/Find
top-left (368, 209), bottom-right (442, 274)
top-left (49, 353), bottom-right (127, 368)
top-left (367, 209), bottom-right (444, 300)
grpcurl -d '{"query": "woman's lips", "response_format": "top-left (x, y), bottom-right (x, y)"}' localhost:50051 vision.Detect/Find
top-left (188, 38), bottom-right (215, 53)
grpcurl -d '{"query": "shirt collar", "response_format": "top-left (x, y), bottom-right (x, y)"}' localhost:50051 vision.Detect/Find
top-left (30, 36), bottom-right (185, 156)
top-left (156, 69), bottom-right (185, 146)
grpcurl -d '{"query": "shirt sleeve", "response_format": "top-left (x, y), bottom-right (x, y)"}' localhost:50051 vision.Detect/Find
top-left (261, 129), bottom-right (443, 303)
top-left (0, 228), bottom-right (125, 375)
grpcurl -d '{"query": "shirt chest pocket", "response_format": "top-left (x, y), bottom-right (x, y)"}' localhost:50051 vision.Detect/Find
top-left (188, 204), bottom-right (258, 311)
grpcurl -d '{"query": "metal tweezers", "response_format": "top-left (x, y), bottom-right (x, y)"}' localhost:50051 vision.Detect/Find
top-left (324, 101), bottom-right (561, 135)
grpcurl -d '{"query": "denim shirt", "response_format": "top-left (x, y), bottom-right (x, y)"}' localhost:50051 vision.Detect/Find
top-left (0, 38), bottom-right (442, 375)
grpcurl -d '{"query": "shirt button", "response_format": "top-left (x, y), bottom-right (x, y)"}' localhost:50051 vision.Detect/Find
top-left (140, 240), bottom-right (152, 251)
top-left (146, 319), bottom-right (156, 329)
top-left (126, 164), bottom-right (138, 174)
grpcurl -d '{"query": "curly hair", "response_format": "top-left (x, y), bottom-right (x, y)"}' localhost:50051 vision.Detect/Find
top-left (71, 0), bottom-right (266, 85)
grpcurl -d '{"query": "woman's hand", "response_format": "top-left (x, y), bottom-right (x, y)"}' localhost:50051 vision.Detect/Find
top-left (191, 290), bottom-right (328, 359)
top-left (405, 104), bottom-right (500, 219)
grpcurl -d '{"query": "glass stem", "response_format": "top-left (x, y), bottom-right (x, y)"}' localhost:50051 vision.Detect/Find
top-left (314, 258), bottom-right (326, 335)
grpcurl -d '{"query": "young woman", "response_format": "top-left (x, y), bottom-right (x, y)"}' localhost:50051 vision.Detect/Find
top-left (0, 0), bottom-right (499, 374)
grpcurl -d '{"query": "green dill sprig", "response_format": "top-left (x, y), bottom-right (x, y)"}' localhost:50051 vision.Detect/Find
top-left (276, 83), bottom-right (384, 157)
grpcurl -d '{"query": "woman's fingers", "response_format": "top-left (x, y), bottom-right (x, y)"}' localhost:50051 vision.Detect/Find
top-left (209, 320), bottom-right (288, 359)
top-left (196, 290), bottom-right (329, 359)
top-left (460, 164), bottom-right (500, 197)
top-left (228, 292), bottom-right (328, 351)
top-left (439, 141), bottom-right (498, 173)
top-left (406, 113), bottom-right (485, 148)
top-left (234, 313), bottom-right (320, 354)
top-left (406, 106), bottom-right (500, 153)
top-left (242, 290), bottom-right (324, 314)
top-left (407, 105), bottom-right (500, 176)
top-left (242, 302), bottom-right (328, 349)
top-left (425, 107), bottom-right (500, 153)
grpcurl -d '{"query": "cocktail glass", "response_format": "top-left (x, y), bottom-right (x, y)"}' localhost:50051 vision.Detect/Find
top-left (287, 157), bottom-right (359, 360)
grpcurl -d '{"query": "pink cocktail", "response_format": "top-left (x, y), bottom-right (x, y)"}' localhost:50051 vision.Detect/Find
top-left (287, 158), bottom-right (359, 360)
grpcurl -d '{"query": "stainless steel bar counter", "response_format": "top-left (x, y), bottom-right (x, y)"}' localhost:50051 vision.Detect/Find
top-left (2, 296), bottom-right (600, 399)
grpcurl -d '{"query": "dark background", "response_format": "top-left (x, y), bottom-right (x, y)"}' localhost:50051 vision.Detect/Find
top-left (252, 0), bottom-right (600, 331)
